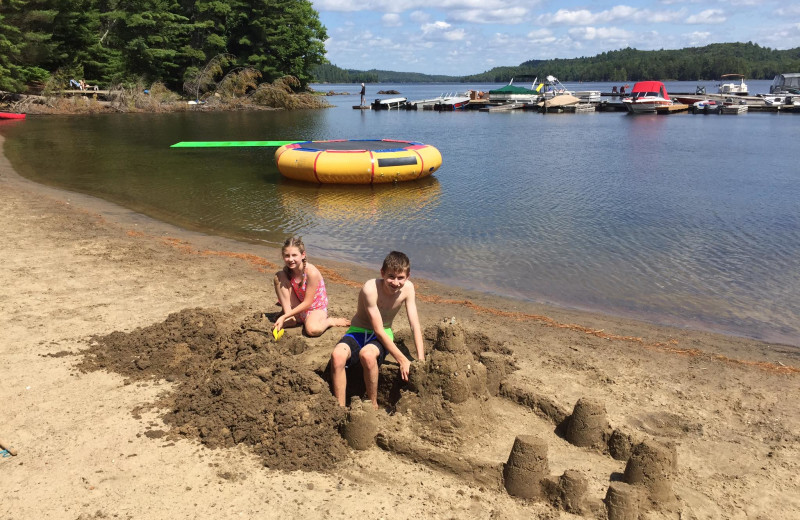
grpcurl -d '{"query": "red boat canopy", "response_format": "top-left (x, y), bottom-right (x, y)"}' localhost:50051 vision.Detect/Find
top-left (630, 81), bottom-right (671, 100)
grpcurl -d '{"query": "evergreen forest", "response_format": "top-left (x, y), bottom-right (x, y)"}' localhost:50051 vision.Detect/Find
top-left (0, 0), bottom-right (327, 93)
top-left (314, 43), bottom-right (800, 84)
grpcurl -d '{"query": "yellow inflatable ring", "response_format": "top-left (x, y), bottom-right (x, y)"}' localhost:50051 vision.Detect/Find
top-left (275, 139), bottom-right (442, 184)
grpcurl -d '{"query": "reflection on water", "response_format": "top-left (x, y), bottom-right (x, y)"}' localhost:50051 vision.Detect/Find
top-left (2, 84), bottom-right (800, 347)
top-left (277, 177), bottom-right (441, 223)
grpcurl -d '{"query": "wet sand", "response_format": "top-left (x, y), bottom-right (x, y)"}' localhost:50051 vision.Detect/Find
top-left (1, 134), bottom-right (799, 519)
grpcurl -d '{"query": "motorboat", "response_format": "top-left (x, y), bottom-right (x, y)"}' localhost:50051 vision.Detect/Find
top-left (539, 75), bottom-right (574, 99)
top-left (574, 91), bottom-right (601, 103)
top-left (718, 74), bottom-right (749, 96)
top-left (407, 94), bottom-right (448, 110)
top-left (769, 73), bottom-right (800, 94)
top-left (622, 81), bottom-right (673, 113)
top-left (690, 99), bottom-right (723, 114)
top-left (371, 97), bottom-right (407, 110)
top-left (488, 80), bottom-right (541, 104)
top-left (434, 92), bottom-right (470, 110)
top-left (762, 95), bottom-right (800, 107)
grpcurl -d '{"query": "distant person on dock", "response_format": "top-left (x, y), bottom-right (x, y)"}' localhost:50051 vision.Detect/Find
top-left (620, 85), bottom-right (626, 94)
top-left (329, 251), bottom-right (425, 409)
top-left (360, 83), bottom-right (366, 106)
top-left (612, 86), bottom-right (618, 94)
top-left (272, 236), bottom-right (350, 337)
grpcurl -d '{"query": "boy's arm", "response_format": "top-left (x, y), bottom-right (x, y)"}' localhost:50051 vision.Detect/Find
top-left (404, 283), bottom-right (425, 361)
top-left (363, 284), bottom-right (411, 381)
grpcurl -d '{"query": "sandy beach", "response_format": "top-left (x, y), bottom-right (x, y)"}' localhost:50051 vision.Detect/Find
top-left (1, 133), bottom-right (799, 519)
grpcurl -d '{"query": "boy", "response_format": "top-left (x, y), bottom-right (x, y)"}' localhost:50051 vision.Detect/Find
top-left (330, 251), bottom-right (424, 408)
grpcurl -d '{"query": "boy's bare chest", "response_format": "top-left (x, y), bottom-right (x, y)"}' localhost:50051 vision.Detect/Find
top-left (376, 294), bottom-right (402, 316)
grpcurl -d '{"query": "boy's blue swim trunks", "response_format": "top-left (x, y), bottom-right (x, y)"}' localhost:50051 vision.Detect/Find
top-left (341, 326), bottom-right (393, 369)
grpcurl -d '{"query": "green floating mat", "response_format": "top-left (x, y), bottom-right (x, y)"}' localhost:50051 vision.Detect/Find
top-left (171, 140), bottom-right (301, 148)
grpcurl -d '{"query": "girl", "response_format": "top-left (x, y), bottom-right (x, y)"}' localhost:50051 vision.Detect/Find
top-left (273, 236), bottom-right (349, 336)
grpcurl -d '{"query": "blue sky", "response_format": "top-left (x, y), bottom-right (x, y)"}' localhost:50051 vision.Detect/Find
top-left (311, 0), bottom-right (800, 76)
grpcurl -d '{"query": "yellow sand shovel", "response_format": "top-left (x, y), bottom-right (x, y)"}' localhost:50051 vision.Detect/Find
top-left (272, 328), bottom-right (285, 341)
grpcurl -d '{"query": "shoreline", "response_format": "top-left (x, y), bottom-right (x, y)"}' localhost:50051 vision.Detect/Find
top-left (2, 131), bottom-right (796, 360)
top-left (5, 112), bottom-right (797, 350)
top-left (2, 133), bottom-right (799, 519)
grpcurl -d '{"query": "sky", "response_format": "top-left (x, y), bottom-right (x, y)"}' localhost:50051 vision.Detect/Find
top-left (311, 0), bottom-right (800, 76)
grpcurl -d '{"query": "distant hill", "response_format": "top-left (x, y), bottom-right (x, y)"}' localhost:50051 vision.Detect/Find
top-left (313, 42), bottom-right (800, 83)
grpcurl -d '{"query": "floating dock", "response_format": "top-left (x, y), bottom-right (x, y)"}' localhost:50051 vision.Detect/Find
top-left (655, 104), bottom-right (690, 114)
top-left (356, 91), bottom-right (798, 114)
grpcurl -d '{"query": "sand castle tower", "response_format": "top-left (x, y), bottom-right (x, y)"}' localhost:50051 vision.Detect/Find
top-left (503, 435), bottom-right (550, 499)
top-left (402, 318), bottom-right (488, 404)
top-left (622, 440), bottom-right (677, 508)
top-left (564, 397), bottom-right (612, 449)
top-left (341, 397), bottom-right (378, 450)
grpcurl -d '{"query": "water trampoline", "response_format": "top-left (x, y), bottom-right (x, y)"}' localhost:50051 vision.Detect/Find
top-left (274, 139), bottom-right (442, 184)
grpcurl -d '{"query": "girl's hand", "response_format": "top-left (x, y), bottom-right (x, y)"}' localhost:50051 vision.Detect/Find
top-left (275, 315), bottom-right (286, 332)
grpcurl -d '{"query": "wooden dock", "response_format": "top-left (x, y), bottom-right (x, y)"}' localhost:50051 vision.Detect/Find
top-left (720, 105), bottom-right (748, 115)
top-left (655, 103), bottom-right (689, 114)
top-left (480, 103), bottom-right (524, 112)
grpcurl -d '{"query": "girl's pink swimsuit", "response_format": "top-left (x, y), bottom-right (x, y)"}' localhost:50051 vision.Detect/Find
top-left (290, 271), bottom-right (328, 322)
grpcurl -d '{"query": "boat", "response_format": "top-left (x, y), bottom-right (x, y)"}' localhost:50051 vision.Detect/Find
top-left (538, 94), bottom-right (581, 110)
top-left (769, 73), bottom-right (800, 94)
top-left (274, 139), bottom-right (442, 184)
top-left (690, 99), bottom-right (723, 114)
top-left (718, 74), bottom-right (749, 96)
top-left (407, 94), bottom-right (448, 110)
top-left (371, 97), bottom-right (407, 110)
top-left (762, 95), bottom-right (800, 107)
top-left (434, 92), bottom-right (470, 111)
top-left (574, 91), bottom-right (601, 103)
top-left (0, 112), bottom-right (26, 120)
top-left (539, 75), bottom-right (574, 99)
top-left (488, 81), bottom-right (541, 104)
top-left (622, 81), bottom-right (673, 113)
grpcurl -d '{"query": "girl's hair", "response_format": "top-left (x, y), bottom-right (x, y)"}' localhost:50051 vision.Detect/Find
top-left (282, 236), bottom-right (307, 274)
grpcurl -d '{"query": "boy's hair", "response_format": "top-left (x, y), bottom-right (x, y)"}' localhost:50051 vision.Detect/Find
top-left (381, 251), bottom-right (410, 275)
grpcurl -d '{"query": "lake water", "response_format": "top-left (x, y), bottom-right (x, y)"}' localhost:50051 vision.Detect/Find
top-left (2, 80), bottom-right (799, 346)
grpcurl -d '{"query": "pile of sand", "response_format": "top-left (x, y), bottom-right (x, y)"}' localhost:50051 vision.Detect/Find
top-left (78, 308), bottom-right (348, 471)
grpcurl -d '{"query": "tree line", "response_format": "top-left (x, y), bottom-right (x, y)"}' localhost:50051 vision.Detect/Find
top-left (0, 0), bottom-right (327, 93)
top-left (314, 43), bottom-right (800, 84)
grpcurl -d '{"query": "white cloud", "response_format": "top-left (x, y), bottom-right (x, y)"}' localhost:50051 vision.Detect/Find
top-left (684, 31), bottom-right (712, 46)
top-left (775, 6), bottom-right (800, 16)
top-left (537, 6), bottom-right (686, 26)
top-left (568, 26), bottom-right (634, 41)
top-left (420, 21), bottom-right (467, 41)
top-left (382, 13), bottom-right (402, 26)
top-left (685, 9), bottom-right (726, 24)
top-left (409, 10), bottom-right (429, 23)
top-left (449, 7), bottom-right (529, 24)
top-left (526, 28), bottom-right (553, 39)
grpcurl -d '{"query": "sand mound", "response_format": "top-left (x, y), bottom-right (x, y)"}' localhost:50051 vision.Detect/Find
top-left (79, 308), bottom-right (348, 471)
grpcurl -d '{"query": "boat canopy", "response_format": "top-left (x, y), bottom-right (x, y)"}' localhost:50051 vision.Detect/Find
top-left (630, 81), bottom-right (671, 100)
top-left (770, 73), bottom-right (800, 94)
top-left (488, 84), bottom-right (539, 94)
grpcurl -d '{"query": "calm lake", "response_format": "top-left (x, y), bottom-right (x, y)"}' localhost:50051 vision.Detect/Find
top-left (2, 80), bottom-right (799, 346)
